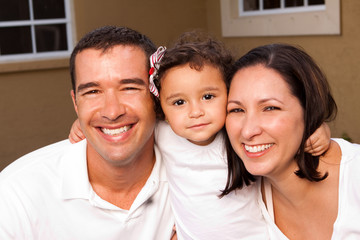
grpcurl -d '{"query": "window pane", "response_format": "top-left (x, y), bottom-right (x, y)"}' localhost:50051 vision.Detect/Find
top-left (285, 0), bottom-right (304, 7)
top-left (0, 0), bottom-right (30, 21)
top-left (35, 24), bottom-right (68, 52)
top-left (33, 0), bottom-right (65, 19)
top-left (243, 0), bottom-right (259, 11)
top-left (309, 0), bottom-right (325, 5)
top-left (0, 26), bottom-right (32, 55)
top-left (264, 0), bottom-right (280, 9)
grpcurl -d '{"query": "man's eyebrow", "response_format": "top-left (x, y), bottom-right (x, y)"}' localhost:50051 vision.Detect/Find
top-left (120, 78), bottom-right (147, 86)
top-left (77, 82), bottom-right (99, 93)
top-left (76, 78), bottom-right (147, 93)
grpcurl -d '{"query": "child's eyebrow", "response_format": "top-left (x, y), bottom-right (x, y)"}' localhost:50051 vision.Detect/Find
top-left (201, 86), bottom-right (221, 91)
top-left (165, 93), bottom-right (182, 101)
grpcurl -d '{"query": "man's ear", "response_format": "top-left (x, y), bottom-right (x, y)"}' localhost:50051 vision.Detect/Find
top-left (71, 90), bottom-right (78, 115)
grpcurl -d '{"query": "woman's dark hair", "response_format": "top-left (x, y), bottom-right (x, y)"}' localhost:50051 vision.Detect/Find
top-left (154, 30), bottom-right (234, 120)
top-left (222, 43), bottom-right (337, 195)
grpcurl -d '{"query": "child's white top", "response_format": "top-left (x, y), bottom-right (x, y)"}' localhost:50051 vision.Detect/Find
top-left (155, 121), bottom-right (268, 240)
top-left (257, 138), bottom-right (360, 240)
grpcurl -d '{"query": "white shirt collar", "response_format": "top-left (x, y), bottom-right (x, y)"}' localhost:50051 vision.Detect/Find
top-left (60, 140), bottom-right (166, 212)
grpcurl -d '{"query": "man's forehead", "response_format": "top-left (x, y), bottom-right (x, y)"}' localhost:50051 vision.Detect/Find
top-left (74, 45), bottom-right (150, 88)
top-left (77, 45), bottom-right (149, 71)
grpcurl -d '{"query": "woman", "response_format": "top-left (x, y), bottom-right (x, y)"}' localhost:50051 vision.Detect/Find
top-left (225, 43), bottom-right (360, 239)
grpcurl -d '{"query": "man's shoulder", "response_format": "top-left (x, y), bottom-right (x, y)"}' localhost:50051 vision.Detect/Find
top-left (0, 139), bottom-right (80, 182)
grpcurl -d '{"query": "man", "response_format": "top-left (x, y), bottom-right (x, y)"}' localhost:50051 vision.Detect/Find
top-left (0, 26), bottom-right (174, 239)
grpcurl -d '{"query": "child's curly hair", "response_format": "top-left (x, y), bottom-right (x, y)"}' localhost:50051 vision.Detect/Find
top-left (154, 30), bottom-right (234, 120)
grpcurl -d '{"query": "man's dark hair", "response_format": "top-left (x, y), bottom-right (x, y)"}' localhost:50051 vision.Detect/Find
top-left (70, 26), bottom-right (156, 92)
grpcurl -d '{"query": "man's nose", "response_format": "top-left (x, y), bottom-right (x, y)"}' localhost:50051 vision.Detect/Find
top-left (100, 92), bottom-right (125, 121)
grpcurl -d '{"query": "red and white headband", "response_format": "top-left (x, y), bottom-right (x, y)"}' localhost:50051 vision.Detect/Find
top-left (149, 46), bottom-right (166, 98)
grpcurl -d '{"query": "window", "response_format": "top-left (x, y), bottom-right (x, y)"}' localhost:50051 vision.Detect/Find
top-left (0, 0), bottom-right (73, 63)
top-left (241, 0), bottom-right (325, 16)
top-left (220, 0), bottom-right (340, 37)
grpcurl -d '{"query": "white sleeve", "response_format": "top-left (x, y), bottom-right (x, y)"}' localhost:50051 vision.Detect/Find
top-left (0, 181), bottom-right (34, 239)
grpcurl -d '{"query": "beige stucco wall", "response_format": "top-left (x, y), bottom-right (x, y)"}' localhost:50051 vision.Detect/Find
top-left (206, 0), bottom-right (360, 144)
top-left (1, 0), bottom-right (359, 171)
top-left (0, 0), bottom-right (207, 171)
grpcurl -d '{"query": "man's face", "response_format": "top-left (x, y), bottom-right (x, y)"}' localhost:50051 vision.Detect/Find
top-left (71, 45), bottom-right (156, 167)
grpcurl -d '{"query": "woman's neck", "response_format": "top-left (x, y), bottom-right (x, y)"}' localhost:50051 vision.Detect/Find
top-left (264, 140), bottom-right (341, 240)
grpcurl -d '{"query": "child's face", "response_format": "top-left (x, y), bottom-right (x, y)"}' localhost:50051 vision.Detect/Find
top-left (159, 63), bottom-right (227, 146)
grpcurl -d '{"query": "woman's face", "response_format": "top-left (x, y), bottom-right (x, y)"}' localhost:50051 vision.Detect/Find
top-left (226, 64), bottom-right (305, 180)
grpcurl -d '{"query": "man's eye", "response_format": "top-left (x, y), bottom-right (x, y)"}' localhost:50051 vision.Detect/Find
top-left (203, 94), bottom-right (214, 100)
top-left (123, 87), bottom-right (140, 91)
top-left (83, 90), bottom-right (99, 95)
top-left (174, 100), bottom-right (185, 106)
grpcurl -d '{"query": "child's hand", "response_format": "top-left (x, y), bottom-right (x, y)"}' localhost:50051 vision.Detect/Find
top-left (305, 123), bottom-right (331, 156)
top-left (170, 225), bottom-right (177, 240)
top-left (68, 119), bottom-right (85, 144)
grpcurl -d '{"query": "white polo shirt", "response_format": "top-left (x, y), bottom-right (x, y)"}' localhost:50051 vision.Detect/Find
top-left (0, 139), bottom-right (174, 240)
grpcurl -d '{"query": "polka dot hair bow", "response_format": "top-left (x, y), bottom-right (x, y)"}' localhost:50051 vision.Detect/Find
top-left (149, 46), bottom-right (166, 98)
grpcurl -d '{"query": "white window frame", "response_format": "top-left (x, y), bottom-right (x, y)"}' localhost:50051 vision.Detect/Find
top-left (240, 0), bottom-right (326, 17)
top-left (220, 0), bottom-right (340, 37)
top-left (0, 0), bottom-right (74, 63)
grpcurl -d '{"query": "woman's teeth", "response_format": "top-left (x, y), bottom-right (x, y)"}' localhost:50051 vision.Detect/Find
top-left (245, 144), bottom-right (273, 153)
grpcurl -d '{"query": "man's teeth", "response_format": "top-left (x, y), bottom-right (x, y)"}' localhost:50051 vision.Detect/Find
top-left (245, 144), bottom-right (273, 153)
top-left (101, 126), bottom-right (131, 135)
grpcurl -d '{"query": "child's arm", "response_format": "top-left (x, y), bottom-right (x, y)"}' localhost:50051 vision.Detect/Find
top-left (68, 119), bottom-right (85, 144)
top-left (305, 123), bottom-right (331, 156)
top-left (68, 118), bottom-right (331, 155)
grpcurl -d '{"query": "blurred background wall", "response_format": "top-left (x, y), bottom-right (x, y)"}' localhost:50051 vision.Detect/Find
top-left (0, 0), bottom-right (359, 171)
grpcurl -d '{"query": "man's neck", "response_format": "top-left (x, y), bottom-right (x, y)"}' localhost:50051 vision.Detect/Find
top-left (86, 144), bottom-right (156, 210)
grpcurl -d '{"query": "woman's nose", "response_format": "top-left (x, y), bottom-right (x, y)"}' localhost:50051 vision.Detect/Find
top-left (241, 113), bottom-right (262, 140)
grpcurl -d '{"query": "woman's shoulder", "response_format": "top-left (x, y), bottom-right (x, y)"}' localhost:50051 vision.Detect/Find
top-left (332, 138), bottom-right (360, 162)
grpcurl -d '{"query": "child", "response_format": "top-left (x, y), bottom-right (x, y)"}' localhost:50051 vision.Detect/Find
top-left (69, 32), bottom-right (331, 239)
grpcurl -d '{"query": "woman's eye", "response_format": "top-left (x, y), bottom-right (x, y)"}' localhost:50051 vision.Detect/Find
top-left (203, 94), bottom-right (214, 100)
top-left (228, 108), bottom-right (244, 113)
top-left (174, 100), bottom-right (185, 106)
top-left (264, 106), bottom-right (280, 111)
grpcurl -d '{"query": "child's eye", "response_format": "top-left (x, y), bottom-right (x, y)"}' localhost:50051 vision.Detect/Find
top-left (264, 106), bottom-right (280, 111)
top-left (203, 94), bottom-right (214, 100)
top-left (173, 99), bottom-right (185, 106)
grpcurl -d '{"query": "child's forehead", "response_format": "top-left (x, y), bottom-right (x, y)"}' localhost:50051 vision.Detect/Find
top-left (161, 63), bottom-right (226, 91)
top-left (167, 62), bottom-right (223, 77)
